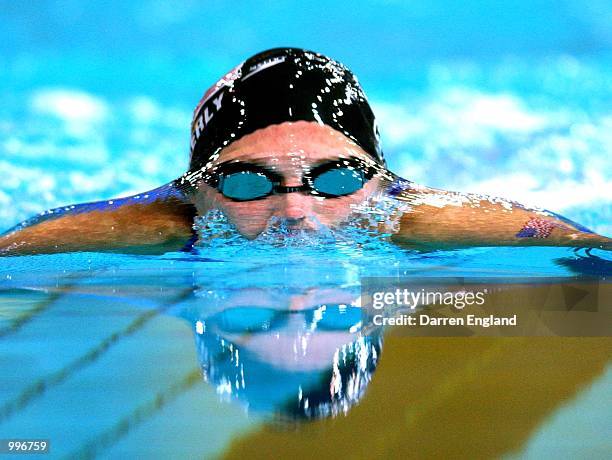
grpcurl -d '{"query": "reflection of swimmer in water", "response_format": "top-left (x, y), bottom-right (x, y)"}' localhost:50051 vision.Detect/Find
top-left (189, 286), bottom-right (381, 420)
top-left (1, 48), bottom-right (610, 255)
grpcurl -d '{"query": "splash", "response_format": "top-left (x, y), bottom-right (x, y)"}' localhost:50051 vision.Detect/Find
top-left (192, 189), bottom-right (411, 256)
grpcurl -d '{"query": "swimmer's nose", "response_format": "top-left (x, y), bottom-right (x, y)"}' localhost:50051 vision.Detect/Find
top-left (274, 190), bottom-right (313, 221)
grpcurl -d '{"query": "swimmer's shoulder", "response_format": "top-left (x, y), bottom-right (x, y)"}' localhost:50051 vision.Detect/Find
top-left (382, 177), bottom-right (611, 250)
top-left (0, 182), bottom-right (197, 256)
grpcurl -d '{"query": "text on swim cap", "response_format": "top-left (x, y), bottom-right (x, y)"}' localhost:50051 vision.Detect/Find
top-left (191, 91), bottom-right (224, 151)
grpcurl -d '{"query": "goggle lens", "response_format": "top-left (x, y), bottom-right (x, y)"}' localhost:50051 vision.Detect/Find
top-left (312, 167), bottom-right (365, 197)
top-left (214, 307), bottom-right (277, 333)
top-left (220, 171), bottom-right (274, 201)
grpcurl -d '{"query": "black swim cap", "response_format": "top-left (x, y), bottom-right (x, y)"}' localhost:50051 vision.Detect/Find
top-left (188, 48), bottom-right (384, 173)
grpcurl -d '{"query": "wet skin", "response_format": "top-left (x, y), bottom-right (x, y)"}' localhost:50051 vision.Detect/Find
top-left (0, 121), bottom-right (610, 255)
top-left (199, 286), bottom-right (362, 371)
top-left (191, 121), bottom-right (381, 238)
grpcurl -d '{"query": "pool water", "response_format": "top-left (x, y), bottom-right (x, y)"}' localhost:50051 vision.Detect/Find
top-left (2, 1), bottom-right (612, 458)
top-left (1, 241), bottom-right (610, 457)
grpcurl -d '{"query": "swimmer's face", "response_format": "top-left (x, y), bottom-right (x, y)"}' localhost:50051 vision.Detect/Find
top-left (200, 287), bottom-right (363, 371)
top-left (193, 121), bottom-right (381, 238)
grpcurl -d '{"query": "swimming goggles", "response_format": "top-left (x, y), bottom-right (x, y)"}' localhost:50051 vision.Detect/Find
top-left (204, 304), bottom-right (362, 334)
top-left (204, 158), bottom-right (377, 202)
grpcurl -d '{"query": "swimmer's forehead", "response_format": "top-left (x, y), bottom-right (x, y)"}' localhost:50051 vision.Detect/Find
top-left (216, 121), bottom-right (372, 165)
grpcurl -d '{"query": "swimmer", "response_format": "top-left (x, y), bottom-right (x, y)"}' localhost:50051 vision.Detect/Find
top-left (1, 48), bottom-right (610, 255)
top-left (190, 285), bottom-right (381, 419)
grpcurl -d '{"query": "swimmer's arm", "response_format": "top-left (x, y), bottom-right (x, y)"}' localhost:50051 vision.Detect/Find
top-left (391, 188), bottom-right (611, 250)
top-left (0, 186), bottom-right (197, 256)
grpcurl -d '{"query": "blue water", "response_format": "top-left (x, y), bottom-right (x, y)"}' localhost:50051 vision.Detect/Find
top-left (1, 1), bottom-right (611, 458)
top-left (1, 2), bottom-right (611, 234)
